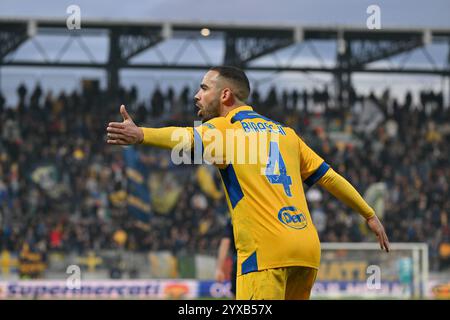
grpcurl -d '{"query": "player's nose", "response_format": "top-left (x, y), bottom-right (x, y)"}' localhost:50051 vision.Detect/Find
top-left (194, 91), bottom-right (201, 102)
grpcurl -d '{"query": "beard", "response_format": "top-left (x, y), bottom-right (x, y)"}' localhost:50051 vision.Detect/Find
top-left (198, 98), bottom-right (220, 122)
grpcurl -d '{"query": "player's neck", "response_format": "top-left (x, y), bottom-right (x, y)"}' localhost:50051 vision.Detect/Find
top-left (220, 102), bottom-right (248, 117)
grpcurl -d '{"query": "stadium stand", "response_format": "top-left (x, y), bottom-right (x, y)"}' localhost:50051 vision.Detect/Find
top-left (0, 83), bottom-right (448, 282)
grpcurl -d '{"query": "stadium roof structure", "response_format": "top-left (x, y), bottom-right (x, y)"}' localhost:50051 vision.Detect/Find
top-left (1, 18), bottom-right (450, 105)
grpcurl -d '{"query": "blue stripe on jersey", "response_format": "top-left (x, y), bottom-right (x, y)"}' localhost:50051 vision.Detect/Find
top-left (304, 161), bottom-right (330, 187)
top-left (193, 128), bottom-right (203, 163)
top-left (219, 165), bottom-right (244, 209)
top-left (241, 251), bottom-right (258, 274)
top-left (231, 110), bottom-right (283, 126)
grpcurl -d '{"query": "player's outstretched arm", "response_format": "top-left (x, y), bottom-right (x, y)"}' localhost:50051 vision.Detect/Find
top-left (106, 105), bottom-right (192, 149)
top-left (317, 168), bottom-right (390, 252)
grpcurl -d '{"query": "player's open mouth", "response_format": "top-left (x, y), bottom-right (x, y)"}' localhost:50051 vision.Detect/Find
top-left (196, 104), bottom-right (202, 116)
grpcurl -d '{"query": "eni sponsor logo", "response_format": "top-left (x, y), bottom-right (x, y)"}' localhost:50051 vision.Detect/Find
top-left (278, 206), bottom-right (307, 229)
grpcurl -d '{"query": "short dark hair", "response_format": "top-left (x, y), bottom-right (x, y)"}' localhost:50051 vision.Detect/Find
top-left (209, 66), bottom-right (250, 101)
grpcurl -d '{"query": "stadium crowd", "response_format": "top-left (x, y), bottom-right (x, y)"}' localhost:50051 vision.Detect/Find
top-left (0, 82), bottom-right (449, 272)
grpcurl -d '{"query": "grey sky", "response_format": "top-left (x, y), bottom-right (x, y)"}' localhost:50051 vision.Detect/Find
top-left (1, 0), bottom-right (449, 28)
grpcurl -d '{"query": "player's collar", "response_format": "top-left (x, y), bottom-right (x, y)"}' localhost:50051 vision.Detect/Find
top-left (225, 105), bottom-right (253, 120)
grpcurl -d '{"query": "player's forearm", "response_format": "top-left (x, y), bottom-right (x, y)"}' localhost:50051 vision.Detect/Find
top-left (217, 238), bottom-right (231, 269)
top-left (317, 168), bottom-right (375, 220)
top-left (140, 127), bottom-right (193, 149)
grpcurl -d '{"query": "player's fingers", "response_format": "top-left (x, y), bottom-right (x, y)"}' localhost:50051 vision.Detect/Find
top-left (375, 231), bottom-right (385, 251)
top-left (383, 233), bottom-right (390, 252)
top-left (106, 126), bottom-right (124, 134)
top-left (107, 133), bottom-right (124, 139)
top-left (107, 139), bottom-right (119, 144)
top-left (379, 232), bottom-right (388, 252)
top-left (120, 105), bottom-right (131, 121)
top-left (107, 139), bottom-right (128, 145)
top-left (108, 140), bottom-right (127, 145)
top-left (378, 234), bottom-right (384, 251)
top-left (108, 122), bottom-right (125, 129)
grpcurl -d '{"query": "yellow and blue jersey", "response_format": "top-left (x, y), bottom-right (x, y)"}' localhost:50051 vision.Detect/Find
top-left (194, 106), bottom-right (330, 276)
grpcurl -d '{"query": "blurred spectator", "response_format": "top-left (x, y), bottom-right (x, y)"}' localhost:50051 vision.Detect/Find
top-left (0, 91), bottom-right (5, 113)
top-left (151, 87), bottom-right (164, 117)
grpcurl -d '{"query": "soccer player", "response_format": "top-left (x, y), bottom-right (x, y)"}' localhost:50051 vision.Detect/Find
top-left (106, 66), bottom-right (390, 300)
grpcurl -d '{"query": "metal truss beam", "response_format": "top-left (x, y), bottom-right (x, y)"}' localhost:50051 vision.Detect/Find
top-left (224, 30), bottom-right (293, 67)
top-left (117, 28), bottom-right (163, 61)
top-left (3, 61), bottom-right (449, 76)
top-left (349, 38), bottom-right (424, 67)
top-left (107, 27), bottom-right (163, 96)
top-left (335, 38), bottom-right (352, 108)
top-left (0, 23), bottom-right (28, 60)
top-left (334, 35), bottom-right (426, 108)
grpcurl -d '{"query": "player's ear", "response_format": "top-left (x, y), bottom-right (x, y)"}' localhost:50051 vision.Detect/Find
top-left (220, 88), bottom-right (228, 100)
top-left (221, 88), bottom-right (234, 105)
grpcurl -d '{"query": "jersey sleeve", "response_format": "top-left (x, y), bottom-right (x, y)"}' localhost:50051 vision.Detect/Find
top-left (141, 126), bottom-right (192, 149)
top-left (140, 117), bottom-right (230, 167)
top-left (193, 117), bottom-right (230, 169)
top-left (318, 168), bottom-right (375, 219)
top-left (298, 136), bottom-right (330, 187)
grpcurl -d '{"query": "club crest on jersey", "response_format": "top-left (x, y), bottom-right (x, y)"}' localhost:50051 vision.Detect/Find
top-left (278, 206), bottom-right (307, 230)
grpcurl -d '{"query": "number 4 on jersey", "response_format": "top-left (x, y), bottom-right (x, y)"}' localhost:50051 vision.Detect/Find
top-left (265, 141), bottom-right (292, 197)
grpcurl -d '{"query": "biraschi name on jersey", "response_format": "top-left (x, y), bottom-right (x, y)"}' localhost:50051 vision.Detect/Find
top-left (240, 121), bottom-right (286, 135)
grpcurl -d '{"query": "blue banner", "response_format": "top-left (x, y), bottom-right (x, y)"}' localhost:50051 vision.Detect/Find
top-left (123, 147), bottom-right (151, 222)
top-left (198, 281), bottom-right (233, 298)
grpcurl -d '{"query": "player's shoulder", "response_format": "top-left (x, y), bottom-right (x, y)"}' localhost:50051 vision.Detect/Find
top-left (285, 126), bottom-right (299, 138)
top-left (201, 116), bottom-right (232, 131)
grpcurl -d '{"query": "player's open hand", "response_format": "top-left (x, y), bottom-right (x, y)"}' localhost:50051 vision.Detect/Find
top-left (367, 215), bottom-right (390, 252)
top-left (107, 105), bottom-right (144, 145)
